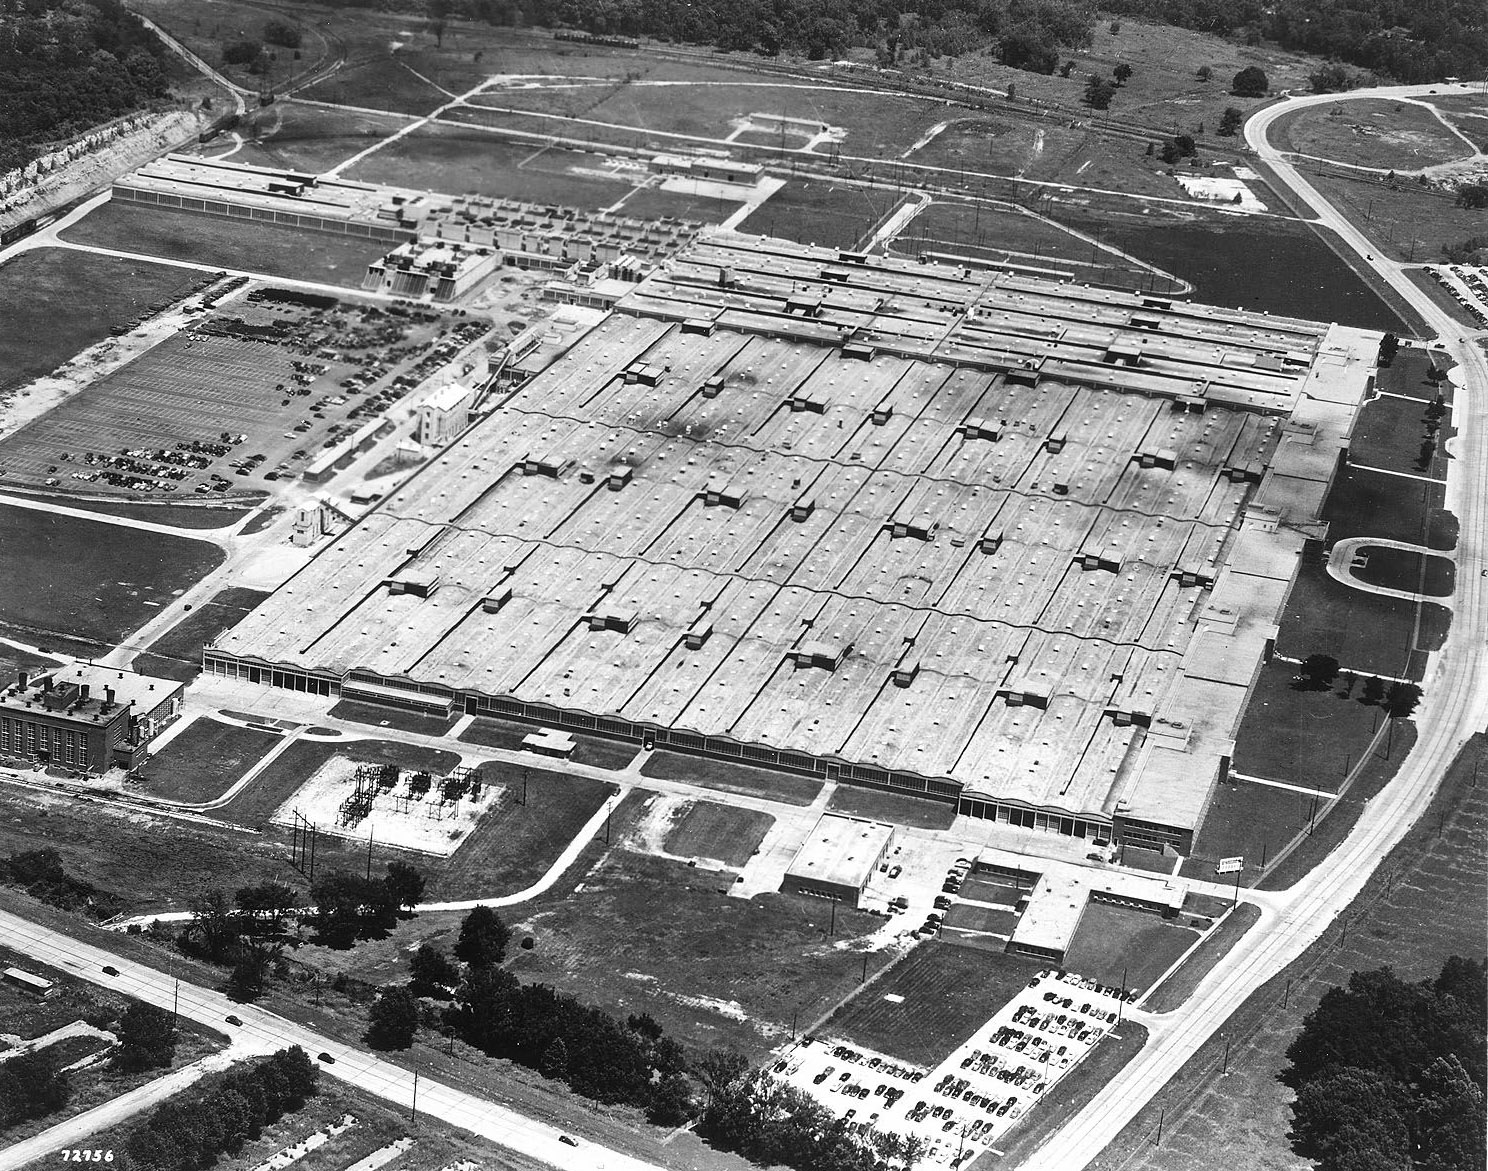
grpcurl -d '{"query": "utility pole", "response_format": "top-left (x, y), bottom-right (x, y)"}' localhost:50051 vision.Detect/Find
top-left (411, 1064), bottom-right (419, 1125)
top-left (1155, 1107), bottom-right (1164, 1145)
top-left (1221, 1035), bottom-right (1230, 1075)
top-left (1283, 976), bottom-right (1293, 1010)
top-left (365, 827), bottom-right (374, 880)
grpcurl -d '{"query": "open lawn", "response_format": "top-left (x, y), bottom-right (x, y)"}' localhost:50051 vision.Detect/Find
top-left (739, 178), bottom-right (902, 251)
top-left (639, 750), bottom-right (821, 806)
top-left (1047, 205), bottom-right (1410, 331)
top-left (1274, 99), bottom-right (1474, 171)
top-left (1376, 346), bottom-right (1451, 402)
top-left (299, 54), bottom-right (450, 117)
top-left (0, 249), bottom-right (203, 396)
top-left (1184, 778), bottom-right (1334, 880)
top-left (1322, 465), bottom-right (1454, 548)
top-left (432, 766), bottom-right (615, 899)
top-left (1349, 390), bottom-right (1450, 479)
top-left (1061, 902), bottom-right (1199, 994)
top-left (460, 715), bottom-right (638, 771)
top-left (349, 124), bottom-right (643, 208)
top-left (216, 738), bottom-right (460, 828)
top-left (826, 942), bottom-right (1044, 1067)
top-left (1232, 660), bottom-right (1393, 792)
top-left (1276, 545), bottom-right (1450, 679)
top-left (1351, 546), bottom-right (1455, 596)
top-left (662, 801), bottom-right (774, 867)
top-left (0, 504), bottom-right (222, 655)
top-left (130, 0), bottom-right (340, 93)
top-left (505, 849), bottom-right (889, 1055)
top-left (328, 699), bottom-right (456, 739)
top-left (60, 201), bottom-right (390, 288)
top-left (133, 587), bottom-right (269, 683)
top-left (1089, 733), bottom-right (1484, 1171)
top-left (611, 184), bottom-right (732, 223)
top-left (137, 717), bottom-right (281, 804)
top-left (941, 902), bottom-right (1018, 941)
top-left (825, 785), bottom-right (957, 830)
top-left (51, 500), bottom-right (250, 528)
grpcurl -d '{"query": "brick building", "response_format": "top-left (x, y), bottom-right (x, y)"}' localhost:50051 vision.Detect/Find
top-left (0, 664), bottom-right (184, 772)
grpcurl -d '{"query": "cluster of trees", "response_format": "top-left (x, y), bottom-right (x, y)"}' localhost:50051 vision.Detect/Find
top-left (0, 848), bottom-right (113, 916)
top-left (1100, 0), bottom-right (1486, 84)
top-left (263, 20), bottom-right (303, 48)
top-left (114, 1002), bottom-right (179, 1072)
top-left (0, 1049), bottom-right (70, 1132)
top-left (1231, 64), bottom-right (1268, 95)
top-left (312, 861), bottom-right (425, 945)
top-left (1083, 63), bottom-right (1132, 109)
top-left (1291, 656), bottom-right (1423, 716)
top-left (0, 0), bottom-right (171, 174)
top-left (700, 1072), bottom-right (924, 1171)
top-left (1456, 183), bottom-right (1488, 210)
top-left (1284, 957), bottom-right (1486, 1171)
top-left (119, 1047), bottom-right (320, 1171)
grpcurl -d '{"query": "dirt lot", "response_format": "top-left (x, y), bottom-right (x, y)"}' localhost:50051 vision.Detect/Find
top-left (0, 248), bottom-right (204, 398)
top-left (0, 503), bottom-right (223, 655)
top-left (825, 942), bottom-right (1044, 1066)
top-left (1090, 734), bottom-right (1486, 1171)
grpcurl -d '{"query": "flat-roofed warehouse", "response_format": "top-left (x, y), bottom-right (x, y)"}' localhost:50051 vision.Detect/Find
top-left (207, 234), bottom-right (1379, 853)
top-left (784, 814), bottom-right (897, 907)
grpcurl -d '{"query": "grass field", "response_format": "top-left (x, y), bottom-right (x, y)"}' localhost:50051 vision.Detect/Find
top-left (824, 785), bottom-right (957, 830)
top-left (209, 102), bottom-right (415, 175)
top-left (1322, 465), bottom-right (1454, 547)
top-left (1061, 903), bottom-right (1199, 994)
top-left (459, 715), bottom-right (638, 772)
top-left (432, 766), bottom-right (615, 899)
top-left (1047, 205), bottom-right (1410, 330)
top-left (1349, 391), bottom-right (1450, 478)
top-left (611, 184), bottom-right (733, 223)
top-left (133, 587), bottom-right (269, 683)
top-left (1231, 660), bottom-right (1391, 792)
top-left (0, 249), bottom-right (203, 396)
top-left (739, 178), bottom-right (902, 251)
top-left (0, 504), bottom-right (223, 654)
top-left (1091, 733), bottom-right (1485, 1171)
top-left (662, 801), bottom-right (774, 867)
top-left (826, 942), bottom-right (1044, 1066)
top-left (130, 0), bottom-right (341, 92)
top-left (136, 717), bottom-right (282, 804)
top-left (639, 750), bottom-right (821, 806)
top-left (60, 201), bottom-right (391, 288)
top-left (348, 124), bottom-right (644, 208)
top-left (1276, 546), bottom-right (1449, 679)
top-left (1184, 778), bottom-right (1335, 879)
top-left (941, 902), bottom-right (1019, 939)
top-left (327, 699), bottom-right (456, 739)
top-left (1351, 546), bottom-right (1455, 596)
top-left (1376, 345), bottom-right (1452, 402)
top-left (504, 849), bottom-right (889, 1054)
top-left (48, 500), bottom-right (250, 528)
top-left (1303, 165), bottom-right (1488, 265)
top-left (1274, 99), bottom-right (1474, 171)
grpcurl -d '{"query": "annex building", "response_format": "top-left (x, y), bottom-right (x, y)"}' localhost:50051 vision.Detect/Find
top-left (207, 234), bottom-right (1379, 852)
top-left (783, 814), bottom-right (897, 907)
top-left (0, 665), bottom-right (184, 771)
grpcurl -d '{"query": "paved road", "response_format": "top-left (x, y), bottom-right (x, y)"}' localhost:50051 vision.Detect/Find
top-left (0, 908), bottom-right (660, 1171)
top-left (1018, 81), bottom-right (1488, 1170)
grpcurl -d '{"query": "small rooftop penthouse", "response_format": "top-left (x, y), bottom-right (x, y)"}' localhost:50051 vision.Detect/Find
top-left (208, 234), bottom-right (1380, 855)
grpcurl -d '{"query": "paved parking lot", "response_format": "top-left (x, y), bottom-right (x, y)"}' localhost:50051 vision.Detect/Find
top-left (771, 969), bottom-right (1130, 1166)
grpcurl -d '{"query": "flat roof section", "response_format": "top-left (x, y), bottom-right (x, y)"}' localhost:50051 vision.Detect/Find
top-left (786, 814), bottom-right (896, 892)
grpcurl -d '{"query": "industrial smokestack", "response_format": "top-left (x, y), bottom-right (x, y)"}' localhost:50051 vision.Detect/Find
top-left (80, 684), bottom-right (90, 702)
top-left (17, 671), bottom-right (26, 691)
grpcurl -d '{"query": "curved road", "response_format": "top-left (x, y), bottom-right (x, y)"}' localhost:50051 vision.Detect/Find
top-left (1018, 81), bottom-right (1488, 1170)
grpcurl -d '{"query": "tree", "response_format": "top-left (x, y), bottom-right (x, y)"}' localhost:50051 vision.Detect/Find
top-left (235, 882), bottom-right (299, 934)
top-left (1196, 65), bottom-right (1212, 81)
top-left (366, 986), bottom-right (420, 1050)
top-left (0, 1050), bottom-right (70, 1128)
top-left (1291, 1066), bottom-right (1412, 1166)
top-left (454, 905), bottom-right (511, 969)
top-left (1083, 75), bottom-right (1117, 110)
top-left (1218, 107), bottom-right (1244, 136)
top-left (691, 1047), bottom-right (750, 1106)
top-left (383, 860), bottom-right (425, 915)
top-left (1378, 332), bottom-right (1400, 363)
top-left (409, 944), bottom-right (460, 998)
top-left (115, 1002), bottom-right (177, 1071)
top-left (1060, 59), bottom-right (1075, 77)
top-left (262, 20), bottom-right (301, 48)
top-left (311, 870), bottom-right (395, 945)
top-left (222, 40), bottom-right (262, 67)
top-left (1310, 62), bottom-right (1354, 93)
top-left (1232, 66), bottom-right (1269, 97)
top-left (1293, 654), bottom-right (1340, 691)
top-left (190, 888), bottom-right (241, 959)
top-left (1416, 1054), bottom-right (1486, 1171)
top-left (1359, 675), bottom-right (1386, 706)
top-left (647, 1072), bottom-right (695, 1126)
top-left (539, 1037), bottom-right (570, 1080)
top-left (1383, 682), bottom-right (1421, 718)
top-left (1113, 62), bottom-right (1133, 85)
top-left (998, 31), bottom-right (1059, 75)
top-left (1456, 182), bottom-right (1488, 210)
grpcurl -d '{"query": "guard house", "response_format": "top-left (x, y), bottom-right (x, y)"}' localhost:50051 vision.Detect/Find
top-left (782, 814), bottom-right (896, 908)
top-left (0, 664), bottom-right (184, 772)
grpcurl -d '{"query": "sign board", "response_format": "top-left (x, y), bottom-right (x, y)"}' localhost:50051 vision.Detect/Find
top-left (1215, 856), bottom-right (1244, 875)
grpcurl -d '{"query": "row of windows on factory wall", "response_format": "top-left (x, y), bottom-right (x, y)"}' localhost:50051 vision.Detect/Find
top-left (206, 659), bottom-right (333, 696)
top-left (0, 718), bottom-right (93, 766)
top-left (957, 798), bottom-right (1103, 839)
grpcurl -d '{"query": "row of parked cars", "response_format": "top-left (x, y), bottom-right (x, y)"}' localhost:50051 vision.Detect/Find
top-left (1431, 264), bottom-right (1488, 326)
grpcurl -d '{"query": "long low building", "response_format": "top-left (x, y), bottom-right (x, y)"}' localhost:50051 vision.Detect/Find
top-left (206, 233), bottom-right (1378, 853)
